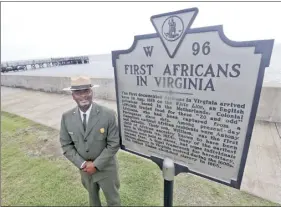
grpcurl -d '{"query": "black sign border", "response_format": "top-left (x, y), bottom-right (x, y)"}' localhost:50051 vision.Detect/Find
top-left (111, 8), bottom-right (274, 189)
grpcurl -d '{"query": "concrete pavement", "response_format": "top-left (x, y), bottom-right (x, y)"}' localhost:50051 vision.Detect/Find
top-left (1, 86), bottom-right (281, 204)
top-left (1, 87), bottom-right (117, 129)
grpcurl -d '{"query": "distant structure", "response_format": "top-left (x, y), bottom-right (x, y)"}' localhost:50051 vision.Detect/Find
top-left (1, 55), bottom-right (89, 73)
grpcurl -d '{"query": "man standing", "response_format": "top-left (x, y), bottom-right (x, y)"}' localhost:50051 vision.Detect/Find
top-left (59, 76), bottom-right (121, 206)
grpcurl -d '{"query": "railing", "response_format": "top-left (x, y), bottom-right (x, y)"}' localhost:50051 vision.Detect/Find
top-left (1, 56), bottom-right (90, 72)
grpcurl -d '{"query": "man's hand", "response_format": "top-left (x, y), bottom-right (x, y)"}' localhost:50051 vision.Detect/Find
top-left (82, 161), bottom-right (97, 175)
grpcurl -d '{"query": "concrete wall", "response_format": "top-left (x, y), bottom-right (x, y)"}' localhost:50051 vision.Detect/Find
top-left (1, 74), bottom-right (281, 123)
top-left (256, 83), bottom-right (281, 123)
top-left (1, 75), bottom-right (116, 101)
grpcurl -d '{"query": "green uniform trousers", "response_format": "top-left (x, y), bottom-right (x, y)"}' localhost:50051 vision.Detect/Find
top-left (80, 171), bottom-right (121, 206)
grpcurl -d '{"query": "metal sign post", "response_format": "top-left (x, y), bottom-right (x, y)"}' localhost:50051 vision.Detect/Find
top-left (163, 158), bottom-right (175, 207)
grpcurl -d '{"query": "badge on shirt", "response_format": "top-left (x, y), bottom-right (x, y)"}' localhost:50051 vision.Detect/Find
top-left (100, 128), bottom-right (105, 134)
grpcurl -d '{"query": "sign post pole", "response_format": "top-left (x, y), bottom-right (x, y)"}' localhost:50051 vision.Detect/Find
top-left (163, 157), bottom-right (175, 207)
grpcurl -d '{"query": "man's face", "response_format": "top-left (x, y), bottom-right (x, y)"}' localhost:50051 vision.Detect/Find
top-left (72, 88), bottom-right (93, 109)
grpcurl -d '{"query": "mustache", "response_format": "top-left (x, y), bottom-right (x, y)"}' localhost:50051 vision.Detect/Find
top-left (78, 100), bottom-right (90, 106)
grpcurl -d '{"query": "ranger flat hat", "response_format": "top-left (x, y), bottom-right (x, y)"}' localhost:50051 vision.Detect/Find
top-left (63, 76), bottom-right (100, 91)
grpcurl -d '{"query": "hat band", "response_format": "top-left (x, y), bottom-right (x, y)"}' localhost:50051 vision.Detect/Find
top-left (70, 84), bottom-right (92, 90)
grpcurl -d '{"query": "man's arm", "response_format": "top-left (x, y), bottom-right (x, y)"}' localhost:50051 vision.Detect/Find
top-left (59, 113), bottom-right (86, 169)
top-left (93, 111), bottom-right (120, 170)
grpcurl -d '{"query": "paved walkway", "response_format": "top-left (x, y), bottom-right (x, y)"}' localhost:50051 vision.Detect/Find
top-left (1, 86), bottom-right (281, 204)
top-left (1, 87), bottom-right (117, 130)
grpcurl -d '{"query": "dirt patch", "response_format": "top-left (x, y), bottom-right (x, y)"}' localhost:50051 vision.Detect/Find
top-left (15, 126), bottom-right (63, 159)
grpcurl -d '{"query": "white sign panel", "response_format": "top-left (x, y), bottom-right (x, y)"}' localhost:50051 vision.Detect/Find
top-left (112, 8), bottom-right (274, 188)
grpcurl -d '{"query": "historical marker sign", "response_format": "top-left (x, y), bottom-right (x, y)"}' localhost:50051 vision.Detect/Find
top-left (111, 8), bottom-right (274, 188)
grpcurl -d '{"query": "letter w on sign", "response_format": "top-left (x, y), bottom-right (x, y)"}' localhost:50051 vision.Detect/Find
top-left (143, 46), bottom-right (154, 57)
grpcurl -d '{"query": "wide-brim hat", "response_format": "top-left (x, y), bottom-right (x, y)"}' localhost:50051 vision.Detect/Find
top-left (63, 76), bottom-right (100, 91)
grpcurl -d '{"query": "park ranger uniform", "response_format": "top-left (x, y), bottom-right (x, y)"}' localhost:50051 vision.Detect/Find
top-left (59, 101), bottom-right (121, 206)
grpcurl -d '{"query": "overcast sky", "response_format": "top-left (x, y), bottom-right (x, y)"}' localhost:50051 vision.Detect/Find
top-left (1, 1), bottom-right (280, 62)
